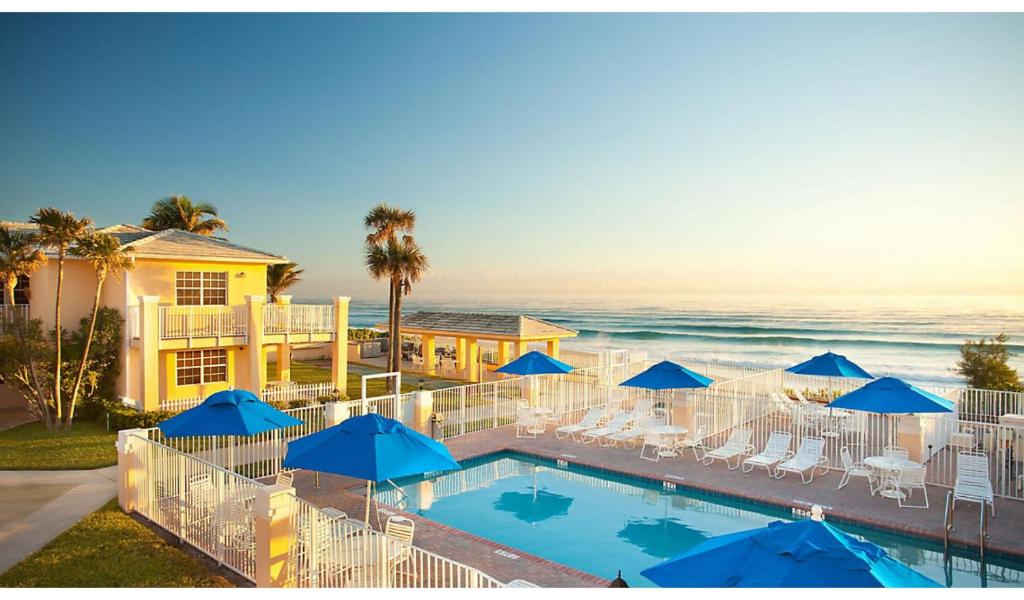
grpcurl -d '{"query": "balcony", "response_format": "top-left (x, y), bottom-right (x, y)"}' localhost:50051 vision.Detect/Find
top-left (125, 303), bottom-right (336, 347)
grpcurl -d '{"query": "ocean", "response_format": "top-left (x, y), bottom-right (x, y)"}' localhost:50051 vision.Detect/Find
top-left (322, 294), bottom-right (1024, 387)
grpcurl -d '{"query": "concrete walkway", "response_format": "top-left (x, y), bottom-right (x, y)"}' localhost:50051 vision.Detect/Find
top-left (0, 466), bottom-right (118, 575)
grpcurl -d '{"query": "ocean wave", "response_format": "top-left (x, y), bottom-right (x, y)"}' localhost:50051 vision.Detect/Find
top-left (575, 328), bottom-right (1024, 352)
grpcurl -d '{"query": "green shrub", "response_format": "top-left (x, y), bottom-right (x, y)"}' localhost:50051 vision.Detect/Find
top-left (105, 404), bottom-right (177, 430)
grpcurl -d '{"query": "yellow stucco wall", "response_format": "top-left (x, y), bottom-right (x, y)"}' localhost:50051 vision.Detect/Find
top-left (126, 259), bottom-right (268, 306)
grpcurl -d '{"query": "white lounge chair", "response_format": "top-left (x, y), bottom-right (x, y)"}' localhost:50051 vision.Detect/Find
top-left (275, 470), bottom-right (294, 487)
top-left (515, 408), bottom-right (545, 439)
top-left (776, 436), bottom-right (829, 483)
top-left (836, 446), bottom-right (876, 492)
top-left (896, 465), bottom-right (929, 509)
top-left (742, 431), bottom-right (793, 476)
top-left (581, 411), bottom-right (632, 444)
top-left (554, 407), bottom-right (606, 441)
top-left (953, 451), bottom-right (995, 516)
top-left (606, 414), bottom-right (664, 450)
top-left (701, 428), bottom-right (754, 470)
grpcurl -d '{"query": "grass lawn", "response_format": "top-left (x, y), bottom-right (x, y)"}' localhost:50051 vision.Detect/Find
top-left (0, 421), bottom-right (117, 470)
top-left (0, 499), bottom-right (234, 587)
top-left (267, 359), bottom-right (420, 397)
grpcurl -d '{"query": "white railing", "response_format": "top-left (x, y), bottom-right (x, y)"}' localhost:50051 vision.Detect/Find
top-left (159, 305), bottom-right (248, 339)
top-left (0, 304), bottom-right (29, 333)
top-left (263, 382), bottom-right (337, 406)
top-left (159, 394), bottom-right (205, 413)
top-left (130, 435), bottom-right (260, 580)
top-left (288, 495), bottom-right (504, 588)
top-left (264, 304), bottom-right (334, 336)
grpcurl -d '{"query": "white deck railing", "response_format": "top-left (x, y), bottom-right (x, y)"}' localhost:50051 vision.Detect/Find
top-left (264, 304), bottom-right (334, 335)
top-left (159, 305), bottom-right (248, 339)
top-left (0, 304), bottom-right (29, 333)
top-left (158, 382), bottom-right (338, 413)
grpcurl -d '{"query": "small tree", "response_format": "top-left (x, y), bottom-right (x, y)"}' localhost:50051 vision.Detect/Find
top-left (955, 333), bottom-right (1022, 391)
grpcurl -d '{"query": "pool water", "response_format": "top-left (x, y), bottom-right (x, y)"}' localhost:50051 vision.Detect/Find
top-left (376, 451), bottom-right (1024, 588)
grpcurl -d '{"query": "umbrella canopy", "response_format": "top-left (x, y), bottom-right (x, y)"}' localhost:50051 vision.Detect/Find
top-left (158, 389), bottom-right (303, 437)
top-left (619, 360), bottom-right (712, 390)
top-left (786, 351), bottom-right (873, 379)
top-left (826, 377), bottom-right (954, 414)
top-left (641, 519), bottom-right (940, 588)
top-left (283, 413), bottom-right (460, 482)
top-left (496, 350), bottom-right (574, 376)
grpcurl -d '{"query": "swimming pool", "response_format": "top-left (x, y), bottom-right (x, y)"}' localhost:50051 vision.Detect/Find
top-left (376, 451), bottom-right (1024, 587)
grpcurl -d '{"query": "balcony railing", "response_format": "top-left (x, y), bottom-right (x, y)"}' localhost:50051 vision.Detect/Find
top-left (0, 304), bottom-right (29, 333)
top-left (159, 305), bottom-right (248, 340)
top-left (263, 304), bottom-right (334, 335)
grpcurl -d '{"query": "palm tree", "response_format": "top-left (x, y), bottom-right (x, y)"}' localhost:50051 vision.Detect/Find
top-left (363, 203), bottom-right (417, 376)
top-left (267, 262), bottom-right (304, 303)
top-left (30, 208), bottom-right (93, 426)
top-left (0, 225), bottom-right (51, 427)
top-left (365, 235), bottom-right (428, 384)
top-left (67, 232), bottom-right (134, 427)
top-left (141, 195), bottom-right (228, 235)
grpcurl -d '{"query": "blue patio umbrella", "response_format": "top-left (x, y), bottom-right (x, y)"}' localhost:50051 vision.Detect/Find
top-left (787, 351), bottom-right (873, 380)
top-left (619, 360), bottom-right (712, 390)
top-left (283, 413), bottom-right (461, 522)
top-left (158, 389), bottom-right (303, 437)
top-left (158, 389), bottom-right (303, 471)
top-left (496, 350), bottom-right (574, 375)
top-left (826, 377), bottom-right (953, 414)
top-left (641, 519), bottom-right (940, 588)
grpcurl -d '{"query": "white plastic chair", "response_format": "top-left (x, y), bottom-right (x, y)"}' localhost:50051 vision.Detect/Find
top-left (582, 411), bottom-right (632, 445)
top-left (640, 429), bottom-right (677, 462)
top-left (742, 431), bottom-right (793, 477)
top-left (884, 446), bottom-right (909, 461)
top-left (954, 451), bottom-right (995, 516)
top-left (897, 464), bottom-right (929, 509)
top-left (701, 428), bottom-right (754, 470)
top-left (554, 407), bottom-right (605, 441)
top-left (606, 414), bottom-right (663, 450)
top-left (275, 470), bottom-right (294, 487)
top-left (678, 425), bottom-right (708, 461)
top-left (837, 446), bottom-right (876, 492)
top-left (776, 437), bottom-right (829, 484)
top-left (515, 408), bottom-right (545, 439)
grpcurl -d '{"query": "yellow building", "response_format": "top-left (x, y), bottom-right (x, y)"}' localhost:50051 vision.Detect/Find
top-left (0, 222), bottom-right (349, 412)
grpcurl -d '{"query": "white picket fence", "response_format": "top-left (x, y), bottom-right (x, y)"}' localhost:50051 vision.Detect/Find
top-left (158, 382), bottom-right (338, 412)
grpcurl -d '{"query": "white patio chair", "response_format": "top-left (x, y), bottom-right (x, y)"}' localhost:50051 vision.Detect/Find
top-left (742, 431), bottom-right (793, 477)
top-left (515, 408), bottom-right (545, 439)
top-left (884, 446), bottom-right (909, 461)
top-left (678, 425), bottom-right (708, 461)
top-left (776, 436), bottom-right (829, 484)
top-left (554, 407), bottom-right (606, 441)
top-left (582, 411), bottom-right (632, 445)
top-left (275, 470), bottom-right (294, 487)
top-left (953, 451), bottom-right (995, 516)
top-left (794, 389), bottom-right (811, 403)
top-left (384, 515), bottom-right (416, 582)
top-left (896, 464), bottom-right (929, 509)
top-left (837, 446), bottom-right (876, 492)
top-left (700, 428), bottom-right (754, 470)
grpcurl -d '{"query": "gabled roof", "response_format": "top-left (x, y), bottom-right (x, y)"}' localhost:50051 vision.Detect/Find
top-left (0, 221), bottom-right (288, 264)
top-left (395, 311), bottom-right (577, 339)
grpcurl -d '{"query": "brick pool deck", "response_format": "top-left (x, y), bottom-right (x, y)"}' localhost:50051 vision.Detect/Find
top-left (293, 425), bottom-right (1024, 587)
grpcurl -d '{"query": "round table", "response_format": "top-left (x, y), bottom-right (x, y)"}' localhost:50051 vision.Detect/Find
top-left (532, 407), bottom-right (554, 415)
top-left (647, 425), bottom-right (689, 457)
top-left (864, 456), bottom-right (918, 500)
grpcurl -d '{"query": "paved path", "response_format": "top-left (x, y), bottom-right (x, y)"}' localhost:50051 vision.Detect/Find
top-left (0, 466), bottom-right (118, 575)
top-left (0, 386), bottom-right (35, 432)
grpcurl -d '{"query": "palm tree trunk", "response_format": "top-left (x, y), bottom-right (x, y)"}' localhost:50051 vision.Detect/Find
top-left (393, 282), bottom-right (404, 394)
top-left (53, 252), bottom-right (64, 426)
top-left (6, 281), bottom-right (52, 429)
top-left (387, 277), bottom-right (397, 378)
top-left (67, 272), bottom-right (104, 428)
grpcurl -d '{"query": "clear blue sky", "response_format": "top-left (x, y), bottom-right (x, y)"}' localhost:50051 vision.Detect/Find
top-left (2, 13), bottom-right (1022, 300)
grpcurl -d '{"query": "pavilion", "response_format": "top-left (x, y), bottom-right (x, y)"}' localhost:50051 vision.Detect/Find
top-left (377, 311), bottom-right (578, 382)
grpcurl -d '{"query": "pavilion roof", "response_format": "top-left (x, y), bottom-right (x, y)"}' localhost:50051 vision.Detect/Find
top-left (395, 311), bottom-right (577, 340)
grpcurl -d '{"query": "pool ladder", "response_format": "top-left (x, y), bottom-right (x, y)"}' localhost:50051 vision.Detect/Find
top-left (944, 490), bottom-right (988, 561)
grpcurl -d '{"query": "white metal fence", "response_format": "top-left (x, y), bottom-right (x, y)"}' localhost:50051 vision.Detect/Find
top-left (288, 495), bottom-right (503, 588)
top-left (131, 434), bottom-right (261, 580)
top-left (264, 304), bottom-right (334, 335)
top-left (158, 382), bottom-right (339, 413)
top-left (159, 305), bottom-right (248, 339)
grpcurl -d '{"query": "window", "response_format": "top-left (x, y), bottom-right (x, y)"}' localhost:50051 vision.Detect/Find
top-left (176, 349), bottom-right (228, 386)
top-left (175, 271), bottom-right (227, 306)
top-left (0, 275), bottom-right (29, 305)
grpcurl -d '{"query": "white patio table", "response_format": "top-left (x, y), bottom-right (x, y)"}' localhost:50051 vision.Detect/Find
top-left (864, 455), bottom-right (919, 500)
top-left (647, 425), bottom-right (689, 458)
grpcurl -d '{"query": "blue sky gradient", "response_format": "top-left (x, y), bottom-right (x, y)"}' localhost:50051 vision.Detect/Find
top-left (2, 13), bottom-right (1022, 299)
